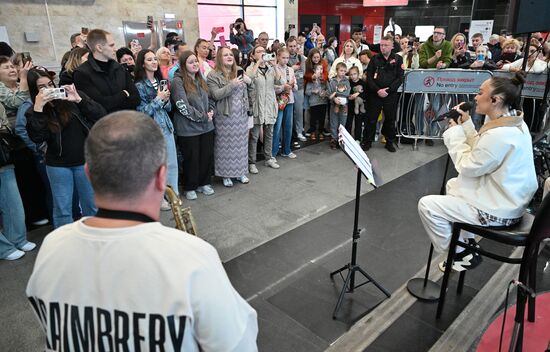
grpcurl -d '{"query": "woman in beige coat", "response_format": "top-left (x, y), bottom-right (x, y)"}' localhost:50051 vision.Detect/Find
top-left (246, 45), bottom-right (282, 173)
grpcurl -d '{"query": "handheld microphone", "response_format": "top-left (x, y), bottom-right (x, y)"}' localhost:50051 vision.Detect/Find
top-left (434, 102), bottom-right (473, 123)
top-left (512, 279), bottom-right (536, 298)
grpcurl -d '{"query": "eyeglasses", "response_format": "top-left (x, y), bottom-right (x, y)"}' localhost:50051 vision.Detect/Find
top-left (433, 31), bottom-right (445, 36)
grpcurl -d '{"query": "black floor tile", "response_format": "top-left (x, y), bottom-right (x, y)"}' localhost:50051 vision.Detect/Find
top-left (266, 263), bottom-right (387, 344)
top-left (364, 311), bottom-right (444, 352)
top-left (250, 298), bottom-right (328, 352)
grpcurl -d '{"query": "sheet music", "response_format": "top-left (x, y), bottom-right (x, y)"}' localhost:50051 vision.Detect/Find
top-left (337, 124), bottom-right (376, 186)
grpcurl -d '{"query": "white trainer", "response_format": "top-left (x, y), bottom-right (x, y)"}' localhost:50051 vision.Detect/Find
top-left (5, 250), bottom-right (25, 261)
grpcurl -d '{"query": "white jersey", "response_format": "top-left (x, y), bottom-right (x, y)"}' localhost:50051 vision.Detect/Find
top-left (26, 220), bottom-right (258, 352)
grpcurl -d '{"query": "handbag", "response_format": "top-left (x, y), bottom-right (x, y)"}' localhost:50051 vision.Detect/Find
top-left (277, 66), bottom-right (290, 111)
top-left (0, 126), bottom-right (16, 167)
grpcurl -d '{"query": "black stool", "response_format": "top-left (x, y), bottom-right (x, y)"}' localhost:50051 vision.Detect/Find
top-left (437, 194), bottom-right (550, 351)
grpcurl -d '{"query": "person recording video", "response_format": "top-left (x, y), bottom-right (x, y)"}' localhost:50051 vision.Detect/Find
top-left (418, 72), bottom-right (538, 272)
top-left (229, 18), bottom-right (254, 55)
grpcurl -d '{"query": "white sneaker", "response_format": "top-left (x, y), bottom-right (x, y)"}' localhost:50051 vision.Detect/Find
top-left (196, 185), bottom-right (215, 195)
top-left (237, 175), bottom-right (250, 184)
top-left (223, 178), bottom-right (234, 187)
top-left (5, 250), bottom-right (25, 261)
top-left (297, 133), bottom-right (307, 141)
top-left (265, 158), bottom-right (280, 169)
top-left (282, 152), bottom-right (297, 159)
top-left (19, 242), bottom-right (36, 252)
top-left (32, 219), bottom-right (49, 226)
top-left (161, 199), bottom-right (171, 211)
top-left (249, 164), bottom-right (259, 174)
top-left (185, 190), bottom-right (198, 200)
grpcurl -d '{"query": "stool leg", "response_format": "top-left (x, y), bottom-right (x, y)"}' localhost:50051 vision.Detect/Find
top-left (527, 244), bottom-right (539, 322)
top-left (457, 271), bottom-right (465, 295)
top-left (437, 226), bottom-right (460, 319)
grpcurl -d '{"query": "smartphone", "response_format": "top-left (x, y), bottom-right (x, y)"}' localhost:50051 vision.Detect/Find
top-left (131, 39), bottom-right (140, 46)
top-left (215, 26), bottom-right (224, 33)
top-left (237, 69), bottom-right (244, 78)
top-left (21, 52), bottom-right (32, 65)
top-left (81, 27), bottom-right (89, 35)
top-left (262, 53), bottom-right (275, 61)
top-left (289, 24), bottom-right (296, 29)
top-left (147, 16), bottom-right (154, 30)
top-left (477, 53), bottom-right (485, 61)
top-left (44, 88), bottom-right (66, 100)
top-left (313, 23), bottom-right (318, 28)
top-left (414, 37), bottom-right (420, 43)
top-left (219, 35), bottom-right (227, 47)
top-left (159, 80), bottom-right (168, 91)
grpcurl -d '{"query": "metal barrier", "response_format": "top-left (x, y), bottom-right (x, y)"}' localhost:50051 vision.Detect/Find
top-left (397, 69), bottom-right (493, 149)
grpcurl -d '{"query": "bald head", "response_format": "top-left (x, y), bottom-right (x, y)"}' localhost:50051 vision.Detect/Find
top-left (85, 111), bottom-right (166, 200)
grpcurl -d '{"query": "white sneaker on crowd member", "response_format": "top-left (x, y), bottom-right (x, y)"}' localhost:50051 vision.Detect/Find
top-left (237, 175), bottom-right (249, 184)
top-left (196, 185), bottom-right (215, 195)
top-left (32, 219), bottom-right (49, 226)
top-left (293, 141), bottom-right (301, 149)
top-left (282, 152), bottom-right (297, 159)
top-left (265, 158), bottom-right (280, 169)
top-left (185, 191), bottom-right (198, 200)
top-left (249, 164), bottom-right (259, 174)
top-left (223, 178), bottom-right (234, 187)
top-left (161, 198), bottom-right (171, 211)
top-left (19, 242), bottom-right (37, 252)
top-left (5, 250), bottom-right (25, 261)
top-left (297, 133), bottom-right (307, 142)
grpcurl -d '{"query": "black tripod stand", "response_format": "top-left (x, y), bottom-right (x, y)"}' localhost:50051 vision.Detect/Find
top-left (330, 169), bottom-right (391, 319)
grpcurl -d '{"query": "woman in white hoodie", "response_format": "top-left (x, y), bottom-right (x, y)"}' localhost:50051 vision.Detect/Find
top-left (418, 71), bottom-right (537, 272)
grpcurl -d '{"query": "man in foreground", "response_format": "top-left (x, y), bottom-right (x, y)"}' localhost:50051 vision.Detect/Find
top-left (26, 111), bottom-right (258, 351)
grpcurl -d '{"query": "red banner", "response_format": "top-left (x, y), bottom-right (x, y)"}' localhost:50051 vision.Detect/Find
top-left (363, 0), bottom-right (408, 6)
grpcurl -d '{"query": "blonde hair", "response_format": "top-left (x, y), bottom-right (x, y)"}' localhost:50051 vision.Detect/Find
top-left (502, 39), bottom-right (521, 52)
top-left (156, 47), bottom-right (171, 65)
top-left (450, 33), bottom-right (466, 48)
top-left (65, 47), bottom-right (89, 73)
top-left (341, 40), bottom-right (357, 57)
top-left (214, 47), bottom-right (237, 81)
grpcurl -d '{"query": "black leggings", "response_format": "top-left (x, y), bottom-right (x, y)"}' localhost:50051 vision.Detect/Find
top-left (309, 105), bottom-right (327, 133)
top-left (177, 131), bottom-right (214, 191)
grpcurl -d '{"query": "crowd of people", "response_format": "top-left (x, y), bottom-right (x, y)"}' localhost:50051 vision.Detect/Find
top-left (0, 19), bottom-right (549, 262)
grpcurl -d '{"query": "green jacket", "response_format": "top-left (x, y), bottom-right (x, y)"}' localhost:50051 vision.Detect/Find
top-left (418, 36), bottom-right (453, 68)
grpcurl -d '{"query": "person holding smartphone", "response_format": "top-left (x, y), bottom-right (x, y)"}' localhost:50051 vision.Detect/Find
top-left (171, 50), bottom-right (216, 199)
top-left (246, 45), bottom-right (281, 173)
top-left (229, 18), bottom-right (254, 55)
top-left (207, 47), bottom-right (253, 187)
top-left (134, 49), bottom-right (178, 208)
top-left (449, 33), bottom-right (470, 68)
top-left (25, 68), bottom-right (106, 228)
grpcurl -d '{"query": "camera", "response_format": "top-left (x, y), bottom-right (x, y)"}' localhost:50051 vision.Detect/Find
top-left (44, 88), bottom-right (66, 100)
top-left (262, 53), bottom-right (275, 61)
top-left (234, 23), bottom-right (242, 31)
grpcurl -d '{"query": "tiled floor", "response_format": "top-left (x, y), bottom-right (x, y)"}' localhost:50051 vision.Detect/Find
top-left (0, 140), bottom-right (452, 351)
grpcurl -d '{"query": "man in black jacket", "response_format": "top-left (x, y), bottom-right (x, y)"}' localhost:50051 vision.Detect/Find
top-left (74, 29), bottom-right (140, 114)
top-left (364, 35), bottom-right (404, 152)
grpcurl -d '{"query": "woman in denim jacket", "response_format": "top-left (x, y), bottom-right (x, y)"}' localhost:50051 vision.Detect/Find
top-left (134, 49), bottom-right (179, 207)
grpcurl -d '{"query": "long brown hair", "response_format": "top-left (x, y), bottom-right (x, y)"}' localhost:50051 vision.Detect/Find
top-left (178, 50), bottom-right (209, 95)
top-left (65, 47), bottom-right (89, 73)
top-left (27, 68), bottom-right (73, 132)
top-left (214, 47), bottom-right (237, 81)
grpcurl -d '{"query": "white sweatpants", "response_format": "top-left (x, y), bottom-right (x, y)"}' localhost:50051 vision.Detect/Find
top-left (418, 195), bottom-right (503, 253)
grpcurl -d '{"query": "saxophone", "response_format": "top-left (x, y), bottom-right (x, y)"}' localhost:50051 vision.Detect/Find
top-left (165, 186), bottom-right (198, 236)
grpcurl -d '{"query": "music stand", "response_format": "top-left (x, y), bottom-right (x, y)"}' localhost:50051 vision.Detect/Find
top-left (330, 125), bottom-right (391, 319)
top-left (406, 155), bottom-right (452, 300)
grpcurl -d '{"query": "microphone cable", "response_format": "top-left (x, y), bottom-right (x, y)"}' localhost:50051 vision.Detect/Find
top-left (498, 280), bottom-right (514, 352)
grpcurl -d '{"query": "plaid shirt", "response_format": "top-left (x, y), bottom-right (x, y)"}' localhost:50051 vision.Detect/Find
top-left (0, 81), bottom-right (30, 118)
top-left (477, 209), bottom-right (522, 226)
